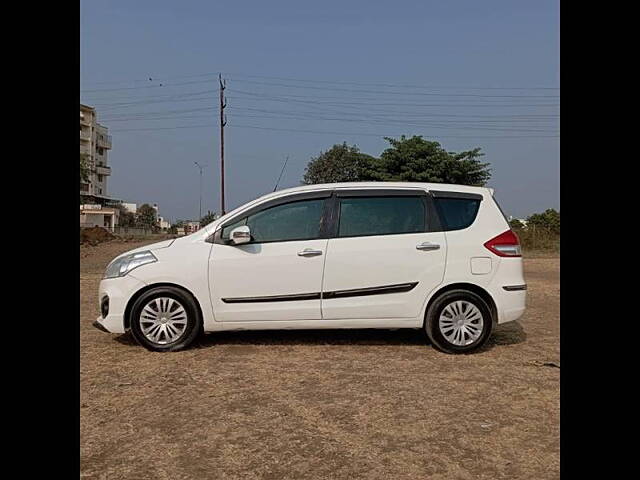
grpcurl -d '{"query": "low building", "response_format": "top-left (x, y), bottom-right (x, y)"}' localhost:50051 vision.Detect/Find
top-left (185, 221), bottom-right (200, 234)
top-left (158, 216), bottom-right (171, 230)
top-left (80, 204), bottom-right (120, 231)
top-left (121, 203), bottom-right (137, 214)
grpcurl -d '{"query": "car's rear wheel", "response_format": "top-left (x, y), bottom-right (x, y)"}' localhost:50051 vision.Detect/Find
top-left (424, 289), bottom-right (493, 354)
top-left (130, 286), bottom-right (202, 352)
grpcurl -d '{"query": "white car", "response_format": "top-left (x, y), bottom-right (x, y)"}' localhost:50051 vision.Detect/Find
top-left (94, 182), bottom-right (526, 354)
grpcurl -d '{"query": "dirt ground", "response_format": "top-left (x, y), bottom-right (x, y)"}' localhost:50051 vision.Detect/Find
top-left (80, 240), bottom-right (559, 480)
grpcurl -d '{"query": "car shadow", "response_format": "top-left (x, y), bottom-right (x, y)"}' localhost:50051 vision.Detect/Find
top-left (114, 332), bottom-right (138, 346)
top-left (196, 328), bottom-right (428, 347)
top-left (193, 321), bottom-right (526, 349)
top-left (113, 322), bottom-right (526, 350)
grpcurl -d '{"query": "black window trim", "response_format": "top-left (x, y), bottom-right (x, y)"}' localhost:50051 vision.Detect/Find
top-left (211, 190), bottom-right (332, 245)
top-left (331, 190), bottom-right (431, 239)
top-left (429, 190), bottom-right (484, 201)
top-left (209, 187), bottom-right (486, 244)
top-left (431, 194), bottom-right (482, 232)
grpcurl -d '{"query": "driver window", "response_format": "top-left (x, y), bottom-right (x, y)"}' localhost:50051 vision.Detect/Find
top-left (221, 198), bottom-right (325, 243)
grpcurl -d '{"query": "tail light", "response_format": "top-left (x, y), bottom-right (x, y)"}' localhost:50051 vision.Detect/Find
top-left (484, 230), bottom-right (522, 257)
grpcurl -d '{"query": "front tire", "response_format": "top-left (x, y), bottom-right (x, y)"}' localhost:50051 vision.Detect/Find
top-left (424, 289), bottom-right (493, 354)
top-left (130, 286), bottom-right (202, 352)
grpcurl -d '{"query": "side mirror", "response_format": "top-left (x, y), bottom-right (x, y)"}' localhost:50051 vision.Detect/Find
top-left (229, 225), bottom-right (251, 245)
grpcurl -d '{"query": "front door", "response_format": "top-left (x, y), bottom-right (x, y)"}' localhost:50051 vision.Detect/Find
top-left (321, 192), bottom-right (447, 320)
top-left (209, 195), bottom-right (329, 322)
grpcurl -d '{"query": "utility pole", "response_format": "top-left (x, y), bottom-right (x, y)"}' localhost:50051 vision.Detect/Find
top-left (219, 74), bottom-right (227, 215)
top-left (194, 162), bottom-right (207, 221)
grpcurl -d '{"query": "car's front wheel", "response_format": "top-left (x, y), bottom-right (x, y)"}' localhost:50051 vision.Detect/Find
top-left (129, 286), bottom-right (202, 352)
top-left (424, 289), bottom-right (493, 354)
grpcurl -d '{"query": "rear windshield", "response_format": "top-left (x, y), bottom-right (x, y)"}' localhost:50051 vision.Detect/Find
top-left (434, 198), bottom-right (481, 231)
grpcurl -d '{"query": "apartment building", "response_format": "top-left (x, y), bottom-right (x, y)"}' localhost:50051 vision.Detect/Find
top-left (80, 104), bottom-right (112, 202)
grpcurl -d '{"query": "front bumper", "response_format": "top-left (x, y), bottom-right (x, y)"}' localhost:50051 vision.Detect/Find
top-left (94, 274), bottom-right (147, 333)
top-left (92, 320), bottom-right (109, 333)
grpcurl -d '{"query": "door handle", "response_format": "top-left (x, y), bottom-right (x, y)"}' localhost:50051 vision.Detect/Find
top-left (297, 248), bottom-right (323, 257)
top-left (416, 242), bottom-right (440, 251)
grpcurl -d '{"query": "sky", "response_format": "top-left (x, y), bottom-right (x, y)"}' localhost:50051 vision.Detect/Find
top-left (80, 0), bottom-right (559, 222)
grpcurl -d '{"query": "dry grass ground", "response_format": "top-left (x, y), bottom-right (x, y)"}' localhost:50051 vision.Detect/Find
top-left (80, 240), bottom-right (559, 480)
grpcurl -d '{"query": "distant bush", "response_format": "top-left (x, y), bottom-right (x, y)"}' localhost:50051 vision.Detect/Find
top-left (527, 209), bottom-right (560, 235)
top-left (508, 208), bottom-right (560, 254)
top-left (514, 225), bottom-right (560, 253)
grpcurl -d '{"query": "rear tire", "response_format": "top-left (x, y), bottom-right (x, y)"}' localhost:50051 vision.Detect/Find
top-left (129, 286), bottom-right (202, 352)
top-left (424, 289), bottom-right (493, 354)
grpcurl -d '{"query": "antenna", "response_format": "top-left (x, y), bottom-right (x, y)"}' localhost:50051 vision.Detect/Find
top-left (273, 155), bottom-right (289, 192)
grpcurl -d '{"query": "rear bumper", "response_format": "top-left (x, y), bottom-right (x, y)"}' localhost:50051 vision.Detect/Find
top-left (489, 284), bottom-right (526, 324)
top-left (487, 258), bottom-right (527, 324)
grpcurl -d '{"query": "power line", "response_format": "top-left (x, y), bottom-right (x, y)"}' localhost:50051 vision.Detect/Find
top-left (226, 89), bottom-right (559, 107)
top-left (225, 113), bottom-right (557, 133)
top-left (101, 113), bottom-right (558, 126)
top-left (223, 72), bottom-right (560, 91)
top-left (81, 70), bottom-right (559, 91)
top-left (101, 104), bottom-right (558, 120)
top-left (110, 122), bottom-right (559, 139)
top-left (225, 78), bottom-right (559, 98)
top-left (99, 105), bottom-right (559, 133)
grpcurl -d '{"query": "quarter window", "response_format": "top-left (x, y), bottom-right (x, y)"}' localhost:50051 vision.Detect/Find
top-left (338, 196), bottom-right (425, 237)
top-left (434, 198), bottom-right (480, 230)
top-left (222, 198), bottom-right (325, 243)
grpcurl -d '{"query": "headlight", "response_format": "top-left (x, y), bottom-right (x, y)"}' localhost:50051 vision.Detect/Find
top-left (104, 250), bottom-right (157, 279)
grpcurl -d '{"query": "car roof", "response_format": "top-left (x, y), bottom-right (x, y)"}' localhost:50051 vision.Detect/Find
top-left (271, 181), bottom-right (492, 196)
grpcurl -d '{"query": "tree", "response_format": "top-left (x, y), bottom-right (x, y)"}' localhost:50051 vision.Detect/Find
top-left (526, 209), bottom-right (560, 234)
top-left (136, 204), bottom-right (157, 229)
top-left (302, 143), bottom-right (376, 184)
top-left (199, 210), bottom-right (218, 227)
top-left (301, 136), bottom-right (492, 186)
top-left (80, 154), bottom-right (91, 204)
top-left (80, 153), bottom-right (90, 183)
top-left (367, 136), bottom-right (491, 185)
top-left (113, 203), bottom-right (136, 227)
top-left (509, 218), bottom-right (525, 230)
top-left (170, 220), bottom-right (186, 235)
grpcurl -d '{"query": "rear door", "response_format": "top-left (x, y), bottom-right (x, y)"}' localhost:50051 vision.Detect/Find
top-left (320, 189), bottom-right (447, 320)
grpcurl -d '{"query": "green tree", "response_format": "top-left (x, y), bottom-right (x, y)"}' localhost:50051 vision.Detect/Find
top-left (199, 210), bottom-right (218, 227)
top-left (136, 204), bottom-right (157, 229)
top-left (302, 143), bottom-right (376, 184)
top-left (509, 218), bottom-right (525, 230)
top-left (367, 136), bottom-right (491, 185)
top-left (80, 154), bottom-right (91, 204)
top-left (113, 203), bottom-right (136, 227)
top-left (80, 153), bottom-right (90, 183)
top-left (526, 209), bottom-right (560, 234)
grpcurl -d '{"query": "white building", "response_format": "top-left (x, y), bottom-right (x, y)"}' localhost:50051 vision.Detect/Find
top-left (80, 204), bottom-right (119, 231)
top-left (158, 216), bottom-right (171, 230)
top-left (121, 203), bottom-right (137, 214)
top-left (80, 104), bottom-right (112, 202)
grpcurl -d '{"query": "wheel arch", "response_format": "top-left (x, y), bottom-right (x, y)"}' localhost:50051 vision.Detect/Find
top-left (124, 282), bottom-right (204, 331)
top-left (423, 282), bottom-right (498, 327)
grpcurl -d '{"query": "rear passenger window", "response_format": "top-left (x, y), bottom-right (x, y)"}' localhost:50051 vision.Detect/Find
top-left (434, 198), bottom-right (480, 231)
top-left (338, 196), bottom-right (425, 237)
